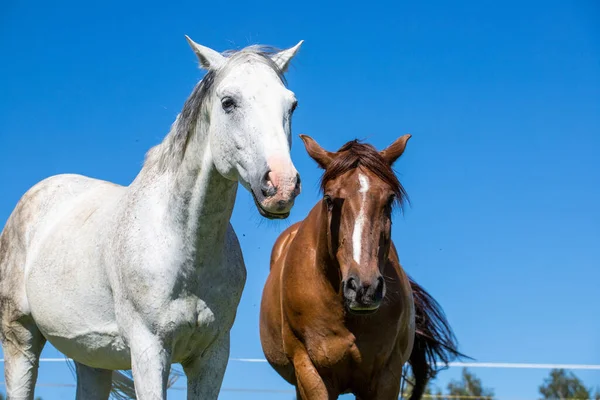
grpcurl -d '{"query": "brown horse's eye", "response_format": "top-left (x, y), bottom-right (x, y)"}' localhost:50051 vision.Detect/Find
top-left (323, 195), bottom-right (333, 211)
top-left (386, 194), bottom-right (396, 211)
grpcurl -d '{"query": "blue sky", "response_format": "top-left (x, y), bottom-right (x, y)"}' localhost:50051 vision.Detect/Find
top-left (1, 0), bottom-right (599, 398)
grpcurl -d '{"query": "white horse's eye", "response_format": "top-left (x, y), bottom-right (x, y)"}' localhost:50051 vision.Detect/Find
top-left (221, 97), bottom-right (236, 112)
top-left (291, 100), bottom-right (298, 113)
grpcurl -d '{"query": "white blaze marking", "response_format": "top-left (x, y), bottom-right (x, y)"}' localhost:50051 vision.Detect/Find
top-left (352, 173), bottom-right (370, 264)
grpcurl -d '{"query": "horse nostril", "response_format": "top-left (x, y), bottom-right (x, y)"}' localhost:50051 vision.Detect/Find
top-left (346, 277), bottom-right (358, 292)
top-left (260, 170), bottom-right (277, 197)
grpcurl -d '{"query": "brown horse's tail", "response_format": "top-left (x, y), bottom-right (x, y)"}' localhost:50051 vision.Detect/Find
top-left (406, 276), bottom-right (470, 400)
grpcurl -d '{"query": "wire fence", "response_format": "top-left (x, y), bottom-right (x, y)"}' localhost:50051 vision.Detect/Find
top-left (0, 358), bottom-right (598, 399)
top-left (227, 358), bottom-right (600, 370)
top-left (2, 357), bottom-right (597, 370)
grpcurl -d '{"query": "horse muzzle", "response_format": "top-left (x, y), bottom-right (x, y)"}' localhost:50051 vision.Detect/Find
top-left (251, 168), bottom-right (301, 220)
top-left (343, 275), bottom-right (385, 315)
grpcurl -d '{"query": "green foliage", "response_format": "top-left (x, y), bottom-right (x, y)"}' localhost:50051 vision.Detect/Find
top-left (401, 367), bottom-right (493, 400)
top-left (445, 368), bottom-right (494, 400)
top-left (539, 369), bottom-right (591, 400)
top-left (291, 367), bottom-right (599, 400)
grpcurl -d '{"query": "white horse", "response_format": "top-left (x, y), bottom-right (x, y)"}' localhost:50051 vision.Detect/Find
top-left (0, 36), bottom-right (303, 399)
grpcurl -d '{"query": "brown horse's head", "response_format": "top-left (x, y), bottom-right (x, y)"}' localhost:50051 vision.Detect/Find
top-left (300, 134), bottom-right (411, 315)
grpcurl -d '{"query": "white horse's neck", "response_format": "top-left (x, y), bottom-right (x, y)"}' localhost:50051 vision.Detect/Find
top-left (133, 113), bottom-right (237, 268)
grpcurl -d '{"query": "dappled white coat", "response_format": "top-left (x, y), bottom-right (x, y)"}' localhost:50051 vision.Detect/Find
top-left (0, 37), bottom-right (303, 399)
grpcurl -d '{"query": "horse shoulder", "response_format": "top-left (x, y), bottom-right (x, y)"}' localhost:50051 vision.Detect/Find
top-left (279, 241), bottom-right (354, 369)
top-left (269, 221), bottom-right (301, 268)
top-left (386, 241), bottom-right (416, 363)
top-left (387, 241), bottom-right (413, 302)
top-left (194, 223), bottom-right (247, 333)
top-left (223, 223), bottom-right (247, 293)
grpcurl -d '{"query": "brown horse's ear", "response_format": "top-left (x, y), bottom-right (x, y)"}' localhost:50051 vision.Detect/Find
top-left (380, 134), bottom-right (412, 165)
top-left (299, 134), bottom-right (336, 169)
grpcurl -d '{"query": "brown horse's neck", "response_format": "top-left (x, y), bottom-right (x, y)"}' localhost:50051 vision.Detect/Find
top-left (310, 203), bottom-right (343, 294)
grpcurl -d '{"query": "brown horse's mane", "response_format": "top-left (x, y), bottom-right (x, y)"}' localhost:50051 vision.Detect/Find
top-left (320, 140), bottom-right (409, 208)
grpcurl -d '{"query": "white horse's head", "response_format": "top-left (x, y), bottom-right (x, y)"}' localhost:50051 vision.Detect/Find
top-left (185, 36), bottom-right (303, 219)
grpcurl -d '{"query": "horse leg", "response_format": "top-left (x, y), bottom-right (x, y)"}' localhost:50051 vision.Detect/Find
top-left (358, 361), bottom-right (403, 400)
top-left (182, 332), bottom-right (230, 400)
top-left (129, 325), bottom-right (172, 399)
top-left (1, 317), bottom-right (46, 400)
top-left (357, 383), bottom-right (401, 400)
top-left (75, 362), bottom-right (112, 400)
top-left (356, 378), bottom-right (401, 400)
top-left (291, 351), bottom-right (330, 400)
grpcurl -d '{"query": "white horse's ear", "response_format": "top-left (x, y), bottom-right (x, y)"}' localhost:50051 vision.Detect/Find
top-left (271, 40), bottom-right (304, 73)
top-left (185, 35), bottom-right (226, 70)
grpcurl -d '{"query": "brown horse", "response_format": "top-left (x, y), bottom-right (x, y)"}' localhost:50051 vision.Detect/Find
top-left (259, 134), bottom-right (464, 399)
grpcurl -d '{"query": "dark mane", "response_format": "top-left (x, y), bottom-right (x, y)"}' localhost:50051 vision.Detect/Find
top-left (321, 140), bottom-right (409, 208)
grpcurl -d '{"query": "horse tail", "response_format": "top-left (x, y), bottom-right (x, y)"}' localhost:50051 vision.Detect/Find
top-left (109, 369), bottom-right (182, 399)
top-left (66, 359), bottom-right (137, 399)
top-left (407, 276), bottom-right (470, 400)
top-left (67, 358), bottom-right (184, 399)
top-left (110, 370), bottom-right (137, 399)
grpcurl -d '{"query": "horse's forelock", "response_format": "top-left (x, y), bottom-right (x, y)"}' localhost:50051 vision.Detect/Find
top-left (320, 140), bottom-right (408, 208)
top-left (222, 46), bottom-right (287, 84)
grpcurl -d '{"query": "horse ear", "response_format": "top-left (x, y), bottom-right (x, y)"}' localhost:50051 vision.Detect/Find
top-left (185, 35), bottom-right (226, 70)
top-left (380, 134), bottom-right (412, 165)
top-left (271, 40), bottom-right (304, 73)
top-left (299, 134), bottom-right (335, 169)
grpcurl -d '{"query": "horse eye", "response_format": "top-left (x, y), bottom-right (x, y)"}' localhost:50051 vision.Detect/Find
top-left (221, 97), bottom-right (236, 112)
top-left (386, 194), bottom-right (396, 208)
top-left (323, 195), bottom-right (333, 210)
top-left (291, 100), bottom-right (298, 113)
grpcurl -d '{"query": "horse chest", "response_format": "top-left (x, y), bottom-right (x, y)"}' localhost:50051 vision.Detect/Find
top-left (154, 246), bottom-right (247, 362)
top-left (304, 327), bottom-right (358, 370)
top-left (159, 293), bottom-right (222, 362)
top-left (304, 314), bottom-right (402, 383)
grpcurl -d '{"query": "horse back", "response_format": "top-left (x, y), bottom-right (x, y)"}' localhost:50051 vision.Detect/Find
top-left (3, 173), bottom-right (123, 250)
top-left (0, 173), bottom-right (125, 315)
